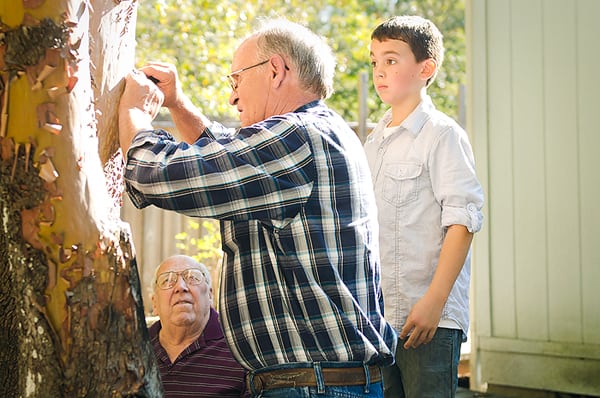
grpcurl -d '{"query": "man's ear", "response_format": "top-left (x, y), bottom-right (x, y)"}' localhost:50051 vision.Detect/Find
top-left (269, 54), bottom-right (288, 88)
top-left (420, 59), bottom-right (437, 82)
top-left (151, 292), bottom-right (158, 316)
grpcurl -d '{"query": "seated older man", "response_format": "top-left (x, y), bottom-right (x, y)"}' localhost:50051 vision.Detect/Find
top-left (149, 255), bottom-right (248, 397)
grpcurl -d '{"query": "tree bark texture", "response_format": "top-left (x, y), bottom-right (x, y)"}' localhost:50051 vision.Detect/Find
top-left (0, 1), bottom-right (162, 397)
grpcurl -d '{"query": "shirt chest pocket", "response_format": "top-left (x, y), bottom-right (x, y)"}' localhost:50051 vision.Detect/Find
top-left (382, 163), bottom-right (423, 206)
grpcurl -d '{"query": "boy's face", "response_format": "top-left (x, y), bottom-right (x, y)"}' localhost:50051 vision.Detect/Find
top-left (370, 39), bottom-right (432, 106)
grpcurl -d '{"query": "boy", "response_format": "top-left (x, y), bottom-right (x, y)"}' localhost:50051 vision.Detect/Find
top-left (364, 16), bottom-right (484, 397)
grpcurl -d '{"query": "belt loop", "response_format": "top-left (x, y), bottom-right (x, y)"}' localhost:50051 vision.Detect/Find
top-left (363, 363), bottom-right (371, 394)
top-left (314, 362), bottom-right (325, 394)
top-left (248, 371), bottom-right (258, 396)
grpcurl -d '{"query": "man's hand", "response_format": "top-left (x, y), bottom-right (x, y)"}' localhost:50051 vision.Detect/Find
top-left (140, 61), bottom-right (210, 143)
top-left (118, 69), bottom-right (164, 155)
top-left (140, 62), bottom-right (182, 109)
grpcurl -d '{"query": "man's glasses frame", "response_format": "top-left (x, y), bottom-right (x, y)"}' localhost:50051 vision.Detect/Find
top-left (226, 59), bottom-right (269, 91)
top-left (156, 268), bottom-right (207, 290)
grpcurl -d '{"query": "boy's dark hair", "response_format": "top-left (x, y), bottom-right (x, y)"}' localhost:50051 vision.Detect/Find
top-left (371, 15), bottom-right (444, 87)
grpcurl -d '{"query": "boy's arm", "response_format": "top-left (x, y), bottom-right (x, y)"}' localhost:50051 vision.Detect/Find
top-left (400, 224), bottom-right (473, 349)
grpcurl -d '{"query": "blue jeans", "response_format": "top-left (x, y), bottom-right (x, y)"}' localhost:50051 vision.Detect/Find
top-left (254, 383), bottom-right (383, 397)
top-left (382, 328), bottom-right (463, 398)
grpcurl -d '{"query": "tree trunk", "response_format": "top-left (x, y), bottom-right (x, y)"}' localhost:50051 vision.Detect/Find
top-left (0, 1), bottom-right (162, 396)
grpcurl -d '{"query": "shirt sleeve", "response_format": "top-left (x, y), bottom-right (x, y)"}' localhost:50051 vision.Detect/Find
top-left (123, 118), bottom-right (315, 222)
top-left (429, 125), bottom-right (484, 233)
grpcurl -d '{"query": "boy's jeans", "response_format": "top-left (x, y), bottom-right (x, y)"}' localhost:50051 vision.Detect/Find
top-left (383, 328), bottom-right (463, 398)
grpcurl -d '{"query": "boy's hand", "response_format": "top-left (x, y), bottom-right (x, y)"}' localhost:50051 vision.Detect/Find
top-left (399, 292), bottom-right (443, 349)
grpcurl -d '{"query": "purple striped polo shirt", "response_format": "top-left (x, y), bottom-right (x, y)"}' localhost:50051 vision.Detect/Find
top-left (149, 308), bottom-right (249, 397)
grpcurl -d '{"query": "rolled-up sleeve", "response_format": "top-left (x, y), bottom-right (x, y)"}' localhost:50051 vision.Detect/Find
top-left (431, 127), bottom-right (485, 233)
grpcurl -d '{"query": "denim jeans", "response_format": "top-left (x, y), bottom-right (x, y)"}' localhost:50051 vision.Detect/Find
top-left (252, 383), bottom-right (384, 397)
top-left (382, 327), bottom-right (463, 398)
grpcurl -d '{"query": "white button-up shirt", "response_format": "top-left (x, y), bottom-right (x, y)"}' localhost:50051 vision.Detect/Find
top-left (364, 95), bottom-right (484, 336)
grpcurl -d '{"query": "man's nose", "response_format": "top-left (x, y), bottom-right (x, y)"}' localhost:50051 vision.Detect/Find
top-left (229, 90), bottom-right (239, 106)
top-left (172, 276), bottom-right (189, 291)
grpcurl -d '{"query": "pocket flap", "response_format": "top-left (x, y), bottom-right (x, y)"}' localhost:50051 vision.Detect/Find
top-left (384, 163), bottom-right (422, 180)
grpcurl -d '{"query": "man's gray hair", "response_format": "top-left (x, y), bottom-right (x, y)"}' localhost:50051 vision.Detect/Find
top-left (252, 19), bottom-right (336, 99)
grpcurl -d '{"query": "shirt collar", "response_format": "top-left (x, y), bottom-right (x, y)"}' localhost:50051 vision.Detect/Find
top-left (398, 95), bottom-right (434, 136)
top-left (294, 99), bottom-right (324, 113)
top-left (375, 95), bottom-right (434, 140)
top-left (201, 307), bottom-right (224, 343)
top-left (150, 307), bottom-right (223, 363)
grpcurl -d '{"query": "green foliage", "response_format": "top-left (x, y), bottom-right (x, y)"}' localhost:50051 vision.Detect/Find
top-left (135, 0), bottom-right (465, 124)
top-left (174, 219), bottom-right (223, 263)
top-left (174, 218), bottom-right (223, 303)
top-left (142, 1), bottom-right (466, 290)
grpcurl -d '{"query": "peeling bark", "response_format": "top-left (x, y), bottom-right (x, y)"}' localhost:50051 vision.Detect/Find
top-left (0, 1), bottom-right (162, 396)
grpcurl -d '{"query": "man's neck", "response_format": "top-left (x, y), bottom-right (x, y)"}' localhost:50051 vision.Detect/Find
top-left (159, 319), bottom-right (206, 362)
top-left (268, 85), bottom-right (321, 118)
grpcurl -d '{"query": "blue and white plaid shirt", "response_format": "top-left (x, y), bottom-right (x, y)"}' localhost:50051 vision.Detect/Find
top-left (125, 101), bottom-right (397, 371)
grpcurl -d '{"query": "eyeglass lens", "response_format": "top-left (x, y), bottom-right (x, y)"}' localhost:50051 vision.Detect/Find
top-left (157, 268), bottom-right (205, 290)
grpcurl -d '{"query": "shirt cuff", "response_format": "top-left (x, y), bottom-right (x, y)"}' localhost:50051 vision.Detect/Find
top-left (442, 202), bottom-right (483, 233)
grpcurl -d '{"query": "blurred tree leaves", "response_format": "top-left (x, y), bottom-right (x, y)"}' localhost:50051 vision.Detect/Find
top-left (136, 0), bottom-right (464, 125)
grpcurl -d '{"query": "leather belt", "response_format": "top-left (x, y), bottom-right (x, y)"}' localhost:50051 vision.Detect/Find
top-left (248, 365), bottom-right (382, 393)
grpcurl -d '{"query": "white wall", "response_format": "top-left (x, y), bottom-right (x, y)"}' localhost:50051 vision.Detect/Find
top-left (467, 0), bottom-right (600, 395)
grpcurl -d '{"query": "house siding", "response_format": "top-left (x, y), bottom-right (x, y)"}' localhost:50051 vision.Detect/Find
top-left (467, 0), bottom-right (600, 395)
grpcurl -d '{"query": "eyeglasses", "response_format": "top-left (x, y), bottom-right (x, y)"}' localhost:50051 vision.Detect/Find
top-left (226, 59), bottom-right (269, 91)
top-left (156, 268), bottom-right (207, 290)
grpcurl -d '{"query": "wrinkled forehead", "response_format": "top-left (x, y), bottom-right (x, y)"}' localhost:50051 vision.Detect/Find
top-left (231, 36), bottom-right (260, 70)
top-left (157, 258), bottom-right (199, 274)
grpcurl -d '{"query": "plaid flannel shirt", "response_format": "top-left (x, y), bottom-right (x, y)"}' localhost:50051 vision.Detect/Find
top-left (125, 101), bottom-right (397, 370)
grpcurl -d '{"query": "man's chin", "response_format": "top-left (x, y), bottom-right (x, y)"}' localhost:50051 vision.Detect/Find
top-left (171, 315), bottom-right (195, 326)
